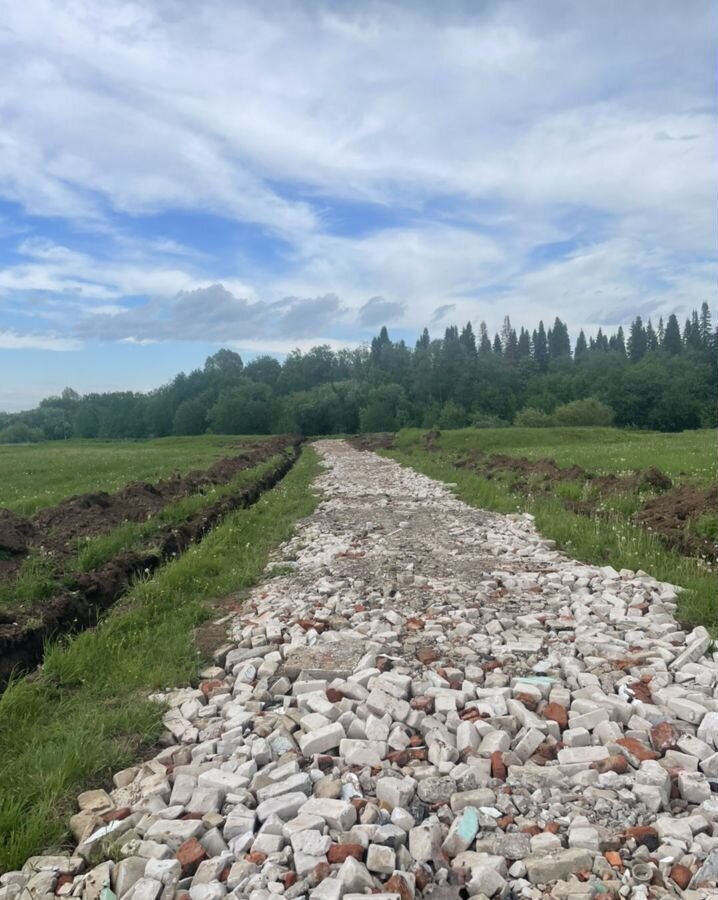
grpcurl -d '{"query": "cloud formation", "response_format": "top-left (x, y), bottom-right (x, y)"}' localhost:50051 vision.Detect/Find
top-left (0, 0), bottom-right (715, 404)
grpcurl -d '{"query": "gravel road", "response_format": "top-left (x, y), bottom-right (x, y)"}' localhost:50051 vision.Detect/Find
top-left (4, 441), bottom-right (718, 900)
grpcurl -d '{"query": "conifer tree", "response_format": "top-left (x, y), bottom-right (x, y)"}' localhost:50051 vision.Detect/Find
top-left (663, 314), bottom-right (682, 355)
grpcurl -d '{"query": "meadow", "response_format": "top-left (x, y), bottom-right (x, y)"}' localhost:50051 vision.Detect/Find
top-left (386, 427), bottom-right (717, 630)
top-left (0, 435), bottom-right (242, 515)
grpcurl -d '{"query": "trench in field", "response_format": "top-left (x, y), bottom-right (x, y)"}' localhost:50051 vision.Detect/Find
top-left (0, 440), bottom-right (303, 688)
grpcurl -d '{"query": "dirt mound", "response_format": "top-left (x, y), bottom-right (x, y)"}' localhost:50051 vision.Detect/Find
top-left (635, 483), bottom-right (718, 561)
top-left (457, 451), bottom-right (672, 498)
top-left (349, 433), bottom-right (396, 452)
top-left (423, 429), bottom-right (441, 451)
top-left (0, 509), bottom-right (34, 555)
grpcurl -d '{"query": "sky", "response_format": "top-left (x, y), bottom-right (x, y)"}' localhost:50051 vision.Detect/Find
top-left (0, 0), bottom-right (716, 411)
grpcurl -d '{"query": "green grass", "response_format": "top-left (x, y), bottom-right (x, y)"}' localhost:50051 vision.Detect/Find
top-left (0, 447), bottom-right (320, 872)
top-left (72, 454), bottom-right (284, 572)
top-left (398, 427), bottom-right (716, 482)
top-left (0, 455), bottom-right (288, 611)
top-left (0, 553), bottom-right (60, 609)
top-left (386, 427), bottom-right (717, 631)
top-left (0, 436), bottom-right (254, 516)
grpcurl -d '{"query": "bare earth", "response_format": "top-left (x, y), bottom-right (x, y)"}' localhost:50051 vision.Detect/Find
top-left (5, 441), bottom-right (718, 899)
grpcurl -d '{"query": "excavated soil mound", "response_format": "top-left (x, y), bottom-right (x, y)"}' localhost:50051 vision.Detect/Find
top-left (635, 483), bottom-right (718, 561)
top-left (458, 450), bottom-right (672, 497)
top-left (0, 509), bottom-right (34, 556)
top-left (348, 433), bottom-right (396, 452)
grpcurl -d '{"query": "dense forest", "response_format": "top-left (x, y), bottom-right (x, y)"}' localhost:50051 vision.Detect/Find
top-left (2, 305), bottom-right (715, 442)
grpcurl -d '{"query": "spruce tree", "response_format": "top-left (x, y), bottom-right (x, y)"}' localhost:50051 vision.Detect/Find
top-left (628, 317), bottom-right (647, 362)
top-left (645, 320), bottom-right (658, 352)
top-left (615, 326), bottom-right (626, 356)
top-left (699, 302), bottom-right (712, 349)
top-left (532, 321), bottom-right (548, 369)
top-left (478, 321), bottom-right (492, 354)
top-left (517, 328), bottom-right (531, 359)
top-left (574, 330), bottom-right (588, 358)
top-left (663, 314), bottom-right (682, 355)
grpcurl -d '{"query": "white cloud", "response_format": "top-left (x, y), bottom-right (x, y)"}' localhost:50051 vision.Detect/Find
top-left (0, 329), bottom-right (81, 351)
top-left (0, 0), bottom-right (714, 351)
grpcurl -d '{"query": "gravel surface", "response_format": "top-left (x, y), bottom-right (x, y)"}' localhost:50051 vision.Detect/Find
top-left (3, 441), bottom-right (717, 900)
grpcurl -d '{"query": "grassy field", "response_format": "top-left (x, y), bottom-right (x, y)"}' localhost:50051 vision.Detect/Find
top-left (0, 452), bottom-right (288, 611)
top-left (386, 427), bottom-right (717, 630)
top-left (420, 427), bottom-right (715, 482)
top-left (0, 447), bottom-right (320, 871)
top-left (0, 436), bottom-right (246, 516)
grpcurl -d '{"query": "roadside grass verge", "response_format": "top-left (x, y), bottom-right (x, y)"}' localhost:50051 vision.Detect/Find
top-left (0, 447), bottom-right (320, 873)
top-left (384, 438), bottom-right (717, 632)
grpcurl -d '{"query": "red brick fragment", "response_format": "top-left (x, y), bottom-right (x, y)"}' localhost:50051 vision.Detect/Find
top-left (627, 680), bottom-right (652, 703)
top-left (328, 844), bottom-right (365, 863)
top-left (617, 737), bottom-right (658, 762)
top-left (325, 687), bottom-right (343, 703)
top-left (246, 851), bottom-right (266, 865)
top-left (410, 696), bottom-right (435, 713)
top-left (406, 618), bottom-right (425, 632)
top-left (670, 864), bottom-right (692, 890)
top-left (592, 755), bottom-right (629, 775)
top-left (514, 692), bottom-right (539, 711)
top-left (623, 825), bottom-right (659, 850)
top-left (542, 702), bottom-right (568, 730)
top-left (175, 838), bottom-right (206, 875)
top-left (416, 647), bottom-right (439, 665)
top-left (199, 679), bottom-right (224, 697)
top-left (385, 873), bottom-right (413, 900)
top-left (604, 851), bottom-right (622, 869)
top-left (491, 750), bottom-right (507, 781)
top-left (103, 807), bottom-right (131, 822)
top-left (650, 721), bottom-right (677, 753)
top-left (56, 875), bottom-right (74, 892)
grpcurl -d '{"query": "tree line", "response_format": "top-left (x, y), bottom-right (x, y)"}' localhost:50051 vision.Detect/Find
top-left (1, 304), bottom-right (715, 442)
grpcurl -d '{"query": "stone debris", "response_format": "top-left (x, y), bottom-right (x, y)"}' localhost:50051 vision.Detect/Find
top-left (3, 441), bottom-right (718, 900)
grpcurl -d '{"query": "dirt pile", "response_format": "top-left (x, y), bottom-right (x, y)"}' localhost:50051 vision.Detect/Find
top-left (635, 483), bottom-right (718, 561)
top-left (0, 509), bottom-right (34, 556)
top-left (348, 433), bottom-right (396, 452)
top-left (457, 450), bottom-right (673, 496)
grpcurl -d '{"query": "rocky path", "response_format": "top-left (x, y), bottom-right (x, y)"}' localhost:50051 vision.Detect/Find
top-left (4, 441), bottom-right (718, 900)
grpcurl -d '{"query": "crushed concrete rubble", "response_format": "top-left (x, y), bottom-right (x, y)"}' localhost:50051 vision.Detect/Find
top-left (3, 441), bottom-right (718, 900)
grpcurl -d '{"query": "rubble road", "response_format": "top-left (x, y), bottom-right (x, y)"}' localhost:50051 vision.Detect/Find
top-left (6, 441), bottom-right (718, 900)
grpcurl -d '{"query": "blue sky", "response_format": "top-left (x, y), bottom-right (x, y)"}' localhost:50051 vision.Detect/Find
top-left (0, 0), bottom-right (715, 411)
